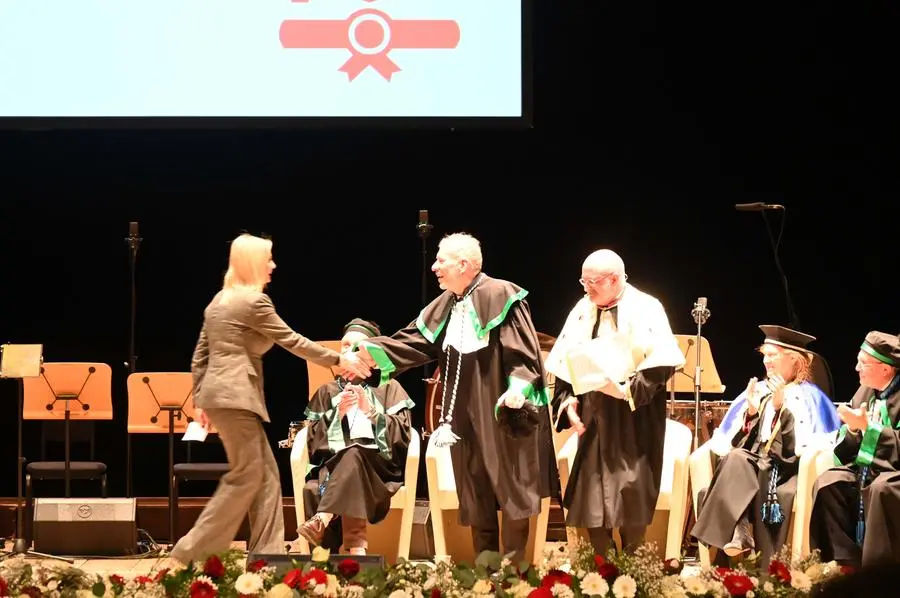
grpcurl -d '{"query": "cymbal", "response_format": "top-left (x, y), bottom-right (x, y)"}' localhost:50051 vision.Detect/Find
top-left (536, 332), bottom-right (557, 352)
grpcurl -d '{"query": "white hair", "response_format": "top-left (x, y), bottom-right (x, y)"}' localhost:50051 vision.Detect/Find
top-left (439, 233), bottom-right (483, 271)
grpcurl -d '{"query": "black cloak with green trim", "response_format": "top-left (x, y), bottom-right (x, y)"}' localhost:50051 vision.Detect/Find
top-left (810, 374), bottom-right (900, 567)
top-left (357, 274), bottom-right (559, 528)
top-left (302, 377), bottom-right (414, 533)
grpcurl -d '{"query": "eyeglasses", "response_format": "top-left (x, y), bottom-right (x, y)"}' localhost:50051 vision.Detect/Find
top-left (579, 273), bottom-right (626, 287)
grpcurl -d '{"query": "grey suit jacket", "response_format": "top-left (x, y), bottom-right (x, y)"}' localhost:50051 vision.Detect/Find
top-left (190, 289), bottom-right (341, 423)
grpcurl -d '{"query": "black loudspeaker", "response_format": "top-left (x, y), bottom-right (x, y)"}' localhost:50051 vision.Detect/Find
top-left (410, 500), bottom-right (434, 560)
top-left (248, 553), bottom-right (385, 576)
top-left (32, 498), bottom-right (137, 556)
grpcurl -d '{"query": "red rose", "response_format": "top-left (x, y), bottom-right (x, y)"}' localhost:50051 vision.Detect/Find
top-left (768, 560), bottom-right (792, 584)
top-left (338, 558), bottom-right (361, 578)
top-left (594, 555), bottom-right (606, 569)
top-left (283, 568), bottom-right (303, 589)
top-left (109, 574), bottom-right (125, 586)
top-left (302, 568), bottom-right (328, 590)
top-left (597, 562), bottom-right (619, 581)
top-left (664, 558), bottom-right (683, 575)
top-left (247, 559), bottom-right (267, 573)
top-left (203, 555), bottom-right (226, 578)
top-left (431, 589), bottom-right (442, 598)
top-left (0, 577), bottom-right (8, 597)
top-left (528, 588), bottom-right (553, 598)
top-left (189, 579), bottom-right (217, 598)
top-left (133, 575), bottom-right (153, 585)
top-left (540, 569), bottom-right (572, 588)
top-left (723, 573), bottom-right (754, 597)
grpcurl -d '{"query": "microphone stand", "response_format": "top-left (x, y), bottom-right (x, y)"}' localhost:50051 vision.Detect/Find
top-left (417, 213), bottom-right (433, 379)
top-left (760, 208), bottom-right (800, 329)
top-left (691, 299), bottom-right (710, 451)
top-left (125, 223), bottom-right (142, 498)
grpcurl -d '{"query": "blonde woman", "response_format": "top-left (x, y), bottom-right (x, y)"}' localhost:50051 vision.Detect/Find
top-left (166, 233), bottom-right (370, 567)
top-left (691, 325), bottom-right (839, 567)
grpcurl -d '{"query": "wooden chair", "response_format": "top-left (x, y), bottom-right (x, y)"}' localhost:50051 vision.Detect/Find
top-left (557, 418), bottom-right (693, 559)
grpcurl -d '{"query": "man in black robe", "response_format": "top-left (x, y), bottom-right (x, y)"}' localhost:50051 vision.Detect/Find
top-left (545, 249), bottom-right (684, 555)
top-left (296, 318), bottom-right (415, 555)
top-left (354, 233), bottom-right (558, 562)
top-left (810, 331), bottom-right (900, 568)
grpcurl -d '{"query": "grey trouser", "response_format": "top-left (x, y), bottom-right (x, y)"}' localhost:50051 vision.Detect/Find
top-left (171, 408), bottom-right (285, 563)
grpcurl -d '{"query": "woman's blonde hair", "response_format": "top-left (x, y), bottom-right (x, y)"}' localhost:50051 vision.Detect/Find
top-left (222, 233), bottom-right (273, 295)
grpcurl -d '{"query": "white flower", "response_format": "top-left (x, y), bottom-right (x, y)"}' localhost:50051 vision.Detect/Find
top-left (659, 576), bottom-right (687, 598)
top-left (266, 583), bottom-right (295, 598)
top-left (550, 583), bottom-right (575, 598)
top-left (235, 572), bottom-right (264, 595)
top-left (508, 581), bottom-right (535, 598)
top-left (472, 579), bottom-right (493, 595)
top-left (388, 590), bottom-right (411, 598)
top-left (47, 580), bottom-right (59, 591)
top-left (763, 581), bottom-right (774, 593)
top-left (340, 586), bottom-right (365, 598)
top-left (312, 546), bottom-right (331, 562)
top-left (683, 576), bottom-right (707, 595)
top-left (790, 570), bottom-right (812, 592)
top-left (804, 563), bottom-right (825, 580)
top-left (746, 591), bottom-right (754, 598)
top-left (612, 574), bottom-right (637, 598)
top-left (580, 572), bottom-right (610, 596)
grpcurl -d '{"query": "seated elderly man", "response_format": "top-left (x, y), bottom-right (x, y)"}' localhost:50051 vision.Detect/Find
top-left (810, 331), bottom-right (900, 568)
top-left (296, 318), bottom-right (415, 555)
top-left (691, 325), bottom-right (840, 566)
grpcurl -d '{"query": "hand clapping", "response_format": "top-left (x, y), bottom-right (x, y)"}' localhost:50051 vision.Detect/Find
top-left (767, 374), bottom-right (787, 410)
top-left (838, 402), bottom-right (868, 433)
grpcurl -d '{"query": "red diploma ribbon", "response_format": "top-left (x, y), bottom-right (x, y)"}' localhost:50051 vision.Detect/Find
top-left (280, 8), bottom-right (461, 81)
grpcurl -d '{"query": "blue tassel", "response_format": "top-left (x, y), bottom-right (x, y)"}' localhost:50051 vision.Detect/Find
top-left (760, 502), bottom-right (769, 523)
top-left (770, 502), bottom-right (784, 525)
top-left (856, 519), bottom-right (865, 546)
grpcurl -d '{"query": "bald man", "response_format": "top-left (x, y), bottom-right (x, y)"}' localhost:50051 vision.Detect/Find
top-left (545, 249), bottom-right (684, 555)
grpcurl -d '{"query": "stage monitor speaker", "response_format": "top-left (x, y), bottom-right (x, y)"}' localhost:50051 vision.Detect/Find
top-left (410, 499), bottom-right (434, 560)
top-left (249, 553), bottom-right (385, 576)
top-left (33, 498), bottom-right (137, 556)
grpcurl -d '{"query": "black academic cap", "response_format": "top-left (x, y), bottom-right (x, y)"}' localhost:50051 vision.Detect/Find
top-left (758, 325), bottom-right (816, 353)
top-left (861, 331), bottom-right (900, 367)
top-left (342, 318), bottom-right (381, 339)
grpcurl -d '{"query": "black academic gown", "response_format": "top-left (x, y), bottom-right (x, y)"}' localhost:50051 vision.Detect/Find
top-left (553, 366), bottom-right (672, 531)
top-left (360, 274), bottom-right (559, 528)
top-left (691, 398), bottom-right (799, 567)
top-left (810, 378), bottom-right (900, 567)
top-left (302, 378), bottom-right (413, 551)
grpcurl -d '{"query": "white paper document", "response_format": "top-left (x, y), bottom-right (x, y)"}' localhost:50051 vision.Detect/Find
top-left (346, 407), bottom-right (375, 441)
top-left (565, 333), bottom-right (637, 395)
top-left (182, 421), bottom-right (209, 442)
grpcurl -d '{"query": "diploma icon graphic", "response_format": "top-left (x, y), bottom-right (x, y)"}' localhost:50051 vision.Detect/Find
top-left (279, 8), bottom-right (461, 81)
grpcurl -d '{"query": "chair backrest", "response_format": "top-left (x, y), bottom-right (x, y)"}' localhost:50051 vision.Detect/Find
top-left (307, 341), bottom-right (342, 400)
top-left (659, 419), bottom-right (693, 494)
top-left (39, 420), bottom-right (97, 461)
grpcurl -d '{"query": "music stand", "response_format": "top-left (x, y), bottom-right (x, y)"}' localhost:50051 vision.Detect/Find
top-left (666, 335), bottom-right (726, 451)
top-left (126, 373), bottom-right (196, 547)
top-left (0, 346), bottom-right (73, 562)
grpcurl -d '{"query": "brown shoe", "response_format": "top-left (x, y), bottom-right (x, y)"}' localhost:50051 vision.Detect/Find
top-left (298, 514), bottom-right (327, 547)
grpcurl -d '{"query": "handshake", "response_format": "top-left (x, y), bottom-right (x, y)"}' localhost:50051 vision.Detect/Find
top-left (339, 349), bottom-right (373, 381)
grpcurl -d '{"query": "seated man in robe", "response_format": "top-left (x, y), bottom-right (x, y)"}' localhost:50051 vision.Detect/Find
top-left (296, 318), bottom-right (415, 555)
top-left (810, 331), bottom-right (900, 568)
top-left (691, 325), bottom-right (840, 566)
